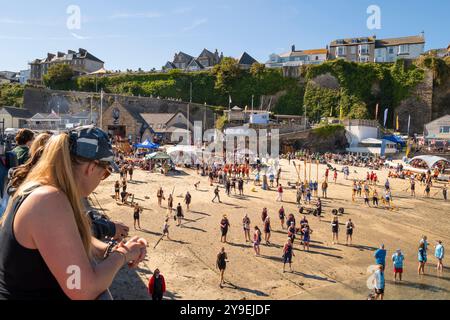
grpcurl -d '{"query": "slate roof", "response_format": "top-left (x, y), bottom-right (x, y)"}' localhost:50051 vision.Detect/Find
top-left (187, 59), bottom-right (205, 69)
top-left (330, 36), bottom-right (376, 47)
top-left (173, 52), bottom-right (194, 64)
top-left (375, 35), bottom-right (425, 48)
top-left (1, 106), bottom-right (33, 119)
top-left (238, 52), bottom-right (258, 65)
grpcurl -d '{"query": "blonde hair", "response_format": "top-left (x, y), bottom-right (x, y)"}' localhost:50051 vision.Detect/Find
top-left (2, 133), bottom-right (92, 257)
top-left (29, 132), bottom-right (52, 157)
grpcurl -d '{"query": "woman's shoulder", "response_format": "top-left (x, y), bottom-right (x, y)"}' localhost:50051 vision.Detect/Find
top-left (18, 185), bottom-right (72, 219)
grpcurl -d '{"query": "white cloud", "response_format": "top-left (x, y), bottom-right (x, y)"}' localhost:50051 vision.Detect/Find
top-left (182, 18), bottom-right (208, 32)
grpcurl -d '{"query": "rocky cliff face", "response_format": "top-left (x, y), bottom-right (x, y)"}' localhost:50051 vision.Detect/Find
top-left (281, 126), bottom-right (348, 153)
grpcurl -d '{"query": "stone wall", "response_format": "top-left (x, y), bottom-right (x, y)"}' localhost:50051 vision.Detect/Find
top-left (23, 87), bottom-right (216, 129)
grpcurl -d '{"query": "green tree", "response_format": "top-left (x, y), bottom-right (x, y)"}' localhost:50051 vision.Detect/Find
top-left (0, 83), bottom-right (25, 107)
top-left (211, 57), bottom-right (241, 95)
top-left (43, 64), bottom-right (75, 89)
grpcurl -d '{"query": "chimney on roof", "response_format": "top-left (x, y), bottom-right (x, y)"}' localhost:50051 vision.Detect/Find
top-left (79, 48), bottom-right (87, 55)
top-left (57, 52), bottom-right (64, 58)
top-left (373, 35), bottom-right (377, 40)
top-left (47, 53), bottom-right (55, 60)
top-left (291, 45), bottom-right (296, 52)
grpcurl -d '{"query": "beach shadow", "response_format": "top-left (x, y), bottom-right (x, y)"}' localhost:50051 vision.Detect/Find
top-left (350, 244), bottom-right (378, 251)
top-left (309, 244), bottom-right (342, 252)
top-left (223, 282), bottom-right (269, 297)
top-left (260, 254), bottom-right (284, 262)
top-left (390, 280), bottom-right (450, 293)
top-left (128, 180), bottom-right (146, 185)
top-left (164, 290), bottom-right (183, 300)
top-left (306, 250), bottom-right (343, 259)
top-left (140, 229), bottom-right (163, 237)
top-left (181, 225), bottom-right (207, 233)
top-left (227, 242), bottom-right (252, 249)
top-left (190, 211), bottom-right (211, 217)
top-left (290, 271), bottom-right (337, 283)
top-left (169, 239), bottom-right (191, 245)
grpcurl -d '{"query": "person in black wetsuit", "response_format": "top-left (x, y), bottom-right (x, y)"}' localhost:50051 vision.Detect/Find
top-left (216, 247), bottom-right (228, 288)
top-left (220, 215), bottom-right (230, 243)
top-left (133, 203), bottom-right (142, 230)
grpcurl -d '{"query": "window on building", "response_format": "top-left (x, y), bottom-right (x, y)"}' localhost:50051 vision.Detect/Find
top-left (350, 46), bottom-right (356, 54)
top-left (440, 126), bottom-right (450, 133)
top-left (336, 46), bottom-right (346, 56)
top-left (388, 47), bottom-right (394, 54)
top-left (359, 44), bottom-right (369, 55)
top-left (398, 45), bottom-right (409, 54)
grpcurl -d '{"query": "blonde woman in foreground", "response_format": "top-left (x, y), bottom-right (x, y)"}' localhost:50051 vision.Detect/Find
top-left (0, 126), bottom-right (147, 300)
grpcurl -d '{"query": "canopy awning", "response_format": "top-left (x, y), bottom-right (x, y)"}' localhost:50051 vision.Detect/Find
top-left (145, 152), bottom-right (171, 160)
top-left (134, 139), bottom-right (160, 149)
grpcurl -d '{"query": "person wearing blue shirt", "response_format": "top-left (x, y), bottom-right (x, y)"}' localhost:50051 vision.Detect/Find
top-left (392, 249), bottom-right (405, 282)
top-left (418, 241), bottom-right (427, 275)
top-left (435, 241), bottom-right (445, 275)
top-left (374, 265), bottom-right (385, 300)
top-left (374, 244), bottom-right (387, 270)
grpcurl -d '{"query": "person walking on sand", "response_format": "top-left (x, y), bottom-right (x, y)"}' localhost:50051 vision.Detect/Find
top-left (443, 184), bottom-right (448, 201)
top-left (253, 226), bottom-right (262, 256)
top-left (264, 216), bottom-right (271, 245)
top-left (392, 249), bottom-right (405, 282)
top-left (279, 206), bottom-right (286, 229)
top-left (283, 238), bottom-right (295, 273)
top-left (238, 177), bottom-right (244, 196)
top-left (374, 244), bottom-right (387, 271)
top-left (372, 189), bottom-right (379, 207)
top-left (133, 203), bottom-right (142, 230)
top-left (345, 219), bottom-right (355, 246)
top-left (128, 165), bottom-right (133, 181)
top-left (333, 169), bottom-right (338, 184)
top-left (167, 194), bottom-right (174, 213)
top-left (157, 187), bottom-right (165, 207)
top-left (410, 178), bottom-right (416, 197)
top-left (288, 221), bottom-right (296, 245)
top-left (220, 215), bottom-right (230, 243)
top-left (373, 265), bottom-right (385, 300)
top-left (435, 240), bottom-right (445, 276)
top-left (217, 247), bottom-right (228, 288)
top-left (302, 224), bottom-right (312, 252)
top-left (184, 191), bottom-right (192, 211)
top-left (212, 186), bottom-right (222, 203)
top-left (322, 180), bottom-right (328, 198)
top-left (162, 216), bottom-right (171, 240)
top-left (243, 214), bottom-right (251, 242)
top-left (277, 184), bottom-right (284, 202)
top-left (418, 241), bottom-right (427, 275)
top-left (114, 181), bottom-right (120, 201)
top-left (176, 203), bottom-right (184, 227)
top-left (148, 269), bottom-right (166, 301)
top-left (331, 216), bottom-right (339, 244)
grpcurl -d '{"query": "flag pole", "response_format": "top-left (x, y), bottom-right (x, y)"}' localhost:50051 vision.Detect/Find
top-left (100, 89), bottom-right (103, 129)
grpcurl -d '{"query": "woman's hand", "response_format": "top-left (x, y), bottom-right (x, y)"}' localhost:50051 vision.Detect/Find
top-left (116, 236), bottom-right (148, 268)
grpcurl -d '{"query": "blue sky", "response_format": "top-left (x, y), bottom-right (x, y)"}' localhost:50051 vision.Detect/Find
top-left (0, 0), bottom-right (449, 71)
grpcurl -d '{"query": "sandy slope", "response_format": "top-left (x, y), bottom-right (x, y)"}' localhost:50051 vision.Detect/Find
top-left (89, 159), bottom-right (450, 300)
